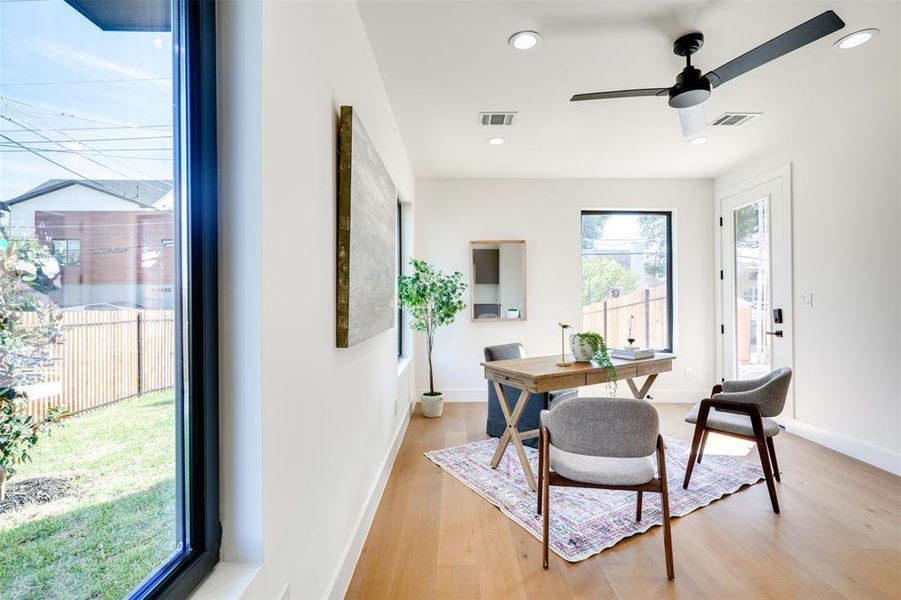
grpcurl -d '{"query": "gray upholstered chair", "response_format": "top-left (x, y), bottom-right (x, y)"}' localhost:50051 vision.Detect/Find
top-left (682, 367), bottom-right (792, 513)
top-left (538, 397), bottom-right (673, 581)
top-left (484, 343), bottom-right (577, 449)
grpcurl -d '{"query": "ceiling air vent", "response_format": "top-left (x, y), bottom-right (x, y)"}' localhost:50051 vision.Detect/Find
top-left (479, 112), bottom-right (517, 126)
top-left (710, 112), bottom-right (762, 127)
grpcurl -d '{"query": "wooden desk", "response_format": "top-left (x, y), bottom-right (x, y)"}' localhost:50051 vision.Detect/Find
top-left (480, 353), bottom-right (675, 491)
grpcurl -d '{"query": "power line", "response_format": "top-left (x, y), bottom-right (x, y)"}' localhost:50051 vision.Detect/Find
top-left (0, 146), bottom-right (173, 152)
top-left (0, 77), bottom-right (171, 87)
top-left (0, 96), bottom-right (169, 131)
top-left (0, 101), bottom-right (172, 193)
top-left (0, 124), bottom-right (171, 133)
top-left (0, 149), bottom-right (171, 161)
top-left (0, 134), bottom-right (171, 143)
top-left (0, 132), bottom-right (129, 195)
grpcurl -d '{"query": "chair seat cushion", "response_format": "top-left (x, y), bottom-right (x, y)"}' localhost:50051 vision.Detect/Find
top-left (549, 445), bottom-right (656, 486)
top-left (685, 402), bottom-right (781, 437)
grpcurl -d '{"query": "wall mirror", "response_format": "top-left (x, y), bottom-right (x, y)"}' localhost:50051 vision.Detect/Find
top-left (470, 240), bottom-right (527, 321)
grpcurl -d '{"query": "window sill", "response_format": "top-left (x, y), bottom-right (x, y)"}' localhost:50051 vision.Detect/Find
top-left (190, 561), bottom-right (260, 599)
top-left (398, 356), bottom-right (412, 377)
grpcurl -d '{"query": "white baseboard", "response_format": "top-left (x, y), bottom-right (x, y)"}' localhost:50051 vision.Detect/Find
top-left (417, 388), bottom-right (706, 404)
top-left (326, 402), bottom-right (413, 600)
top-left (784, 418), bottom-right (901, 476)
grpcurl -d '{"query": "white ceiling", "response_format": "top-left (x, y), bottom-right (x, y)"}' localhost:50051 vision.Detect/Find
top-left (357, 1), bottom-right (900, 179)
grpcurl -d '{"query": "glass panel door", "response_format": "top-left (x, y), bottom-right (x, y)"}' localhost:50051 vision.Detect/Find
top-left (732, 197), bottom-right (771, 379)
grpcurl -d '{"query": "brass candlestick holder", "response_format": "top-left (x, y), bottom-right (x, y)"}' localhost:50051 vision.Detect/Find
top-left (557, 322), bottom-right (572, 367)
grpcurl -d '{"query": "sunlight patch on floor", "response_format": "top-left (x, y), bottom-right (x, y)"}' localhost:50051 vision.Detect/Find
top-left (684, 432), bottom-right (755, 457)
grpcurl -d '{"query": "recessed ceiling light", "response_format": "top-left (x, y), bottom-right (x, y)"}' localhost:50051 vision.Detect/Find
top-left (689, 136), bottom-right (708, 145)
top-left (834, 28), bottom-right (879, 50)
top-left (487, 137), bottom-right (505, 145)
top-left (508, 30), bottom-right (541, 50)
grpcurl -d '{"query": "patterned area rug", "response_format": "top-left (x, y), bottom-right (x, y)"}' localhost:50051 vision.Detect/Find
top-left (425, 437), bottom-right (763, 562)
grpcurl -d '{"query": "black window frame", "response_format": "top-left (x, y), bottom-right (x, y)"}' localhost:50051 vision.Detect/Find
top-left (130, 0), bottom-right (219, 597)
top-left (580, 210), bottom-right (674, 353)
top-left (397, 201), bottom-right (403, 358)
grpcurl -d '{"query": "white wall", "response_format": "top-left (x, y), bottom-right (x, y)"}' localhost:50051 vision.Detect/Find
top-left (715, 86), bottom-right (901, 473)
top-left (207, 1), bottom-right (416, 598)
top-left (414, 178), bottom-right (715, 403)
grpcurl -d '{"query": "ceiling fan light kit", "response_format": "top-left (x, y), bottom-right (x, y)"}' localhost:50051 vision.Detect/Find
top-left (571, 10), bottom-right (846, 137)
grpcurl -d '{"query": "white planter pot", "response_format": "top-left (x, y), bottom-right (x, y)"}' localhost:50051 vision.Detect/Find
top-left (570, 334), bottom-right (596, 363)
top-left (421, 392), bottom-right (445, 418)
top-left (505, 308), bottom-right (520, 319)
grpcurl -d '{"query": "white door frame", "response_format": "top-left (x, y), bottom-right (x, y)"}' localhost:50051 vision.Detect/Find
top-left (714, 164), bottom-right (794, 421)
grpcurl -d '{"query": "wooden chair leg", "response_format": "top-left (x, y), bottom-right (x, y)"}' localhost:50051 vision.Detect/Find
top-left (537, 428), bottom-right (544, 515)
top-left (636, 491), bottom-right (643, 522)
top-left (542, 433), bottom-right (550, 570)
top-left (766, 436), bottom-right (781, 483)
top-left (751, 413), bottom-right (780, 514)
top-left (657, 436), bottom-right (674, 581)
top-left (683, 421), bottom-right (706, 489)
top-left (697, 430), bottom-right (709, 464)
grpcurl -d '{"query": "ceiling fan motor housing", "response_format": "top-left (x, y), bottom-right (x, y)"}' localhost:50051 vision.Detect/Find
top-left (668, 66), bottom-right (711, 108)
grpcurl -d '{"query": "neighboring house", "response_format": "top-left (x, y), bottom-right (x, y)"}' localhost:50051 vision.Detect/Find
top-left (4, 179), bottom-right (175, 309)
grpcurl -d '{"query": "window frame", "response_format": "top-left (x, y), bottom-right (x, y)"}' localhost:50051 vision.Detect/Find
top-left (129, 0), bottom-right (220, 597)
top-left (580, 210), bottom-right (674, 353)
top-left (397, 200), bottom-right (403, 358)
top-left (52, 238), bottom-right (81, 266)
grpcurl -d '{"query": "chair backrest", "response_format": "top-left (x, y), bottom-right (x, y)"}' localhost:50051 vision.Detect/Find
top-left (722, 367), bottom-right (792, 417)
top-left (541, 397), bottom-right (659, 458)
top-left (484, 343), bottom-right (526, 362)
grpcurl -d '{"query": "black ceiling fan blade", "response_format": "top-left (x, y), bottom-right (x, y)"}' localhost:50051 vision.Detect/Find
top-left (570, 88), bottom-right (670, 102)
top-left (705, 10), bottom-right (845, 88)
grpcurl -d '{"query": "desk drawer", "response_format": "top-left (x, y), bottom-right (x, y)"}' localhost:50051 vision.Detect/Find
top-left (636, 359), bottom-right (671, 377)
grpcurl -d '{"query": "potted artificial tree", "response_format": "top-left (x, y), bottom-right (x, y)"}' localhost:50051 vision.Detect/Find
top-left (398, 259), bottom-right (466, 418)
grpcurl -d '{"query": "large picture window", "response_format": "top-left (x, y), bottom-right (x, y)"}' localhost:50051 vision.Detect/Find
top-left (0, 1), bottom-right (218, 598)
top-left (581, 211), bottom-right (673, 351)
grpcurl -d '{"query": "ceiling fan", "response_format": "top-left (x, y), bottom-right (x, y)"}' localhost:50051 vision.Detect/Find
top-left (570, 10), bottom-right (845, 138)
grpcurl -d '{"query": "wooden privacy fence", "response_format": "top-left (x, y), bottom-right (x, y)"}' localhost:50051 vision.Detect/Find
top-left (582, 285), bottom-right (668, 350)
top-left (17, 310), bottom-right (175, 419)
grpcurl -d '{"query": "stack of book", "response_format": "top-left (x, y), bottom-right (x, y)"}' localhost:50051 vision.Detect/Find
top-left (610, 347), bottom-right (655, 360)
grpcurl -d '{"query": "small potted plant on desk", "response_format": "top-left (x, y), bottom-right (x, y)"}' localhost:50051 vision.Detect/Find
top-left (398, 259), bottom-right (467, 418)
top-left (570, 331), bottom-right (618, 394)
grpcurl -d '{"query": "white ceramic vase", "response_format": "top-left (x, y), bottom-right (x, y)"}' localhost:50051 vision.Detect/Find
top-left (421, 392), bottom-right (444, 418)
top-left (570, 334), bottom-right (596, 363)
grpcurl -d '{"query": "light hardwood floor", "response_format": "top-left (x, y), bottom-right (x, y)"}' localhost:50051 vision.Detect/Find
top-left (347, 402), bottom-right (901, 599)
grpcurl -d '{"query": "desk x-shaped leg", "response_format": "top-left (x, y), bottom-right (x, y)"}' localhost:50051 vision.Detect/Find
top-left (489, 382), bottom-right (538, 491)
top-left (626, 374), bottom-right (658, 400)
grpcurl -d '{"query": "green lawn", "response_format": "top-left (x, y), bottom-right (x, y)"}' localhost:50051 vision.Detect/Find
top-left (0, 391), bottom-right (177, 600)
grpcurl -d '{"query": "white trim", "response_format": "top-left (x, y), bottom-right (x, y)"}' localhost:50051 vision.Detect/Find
top-left (325, 402), bottom-right (413, 600)
top-left (784, 418), bottom-right (901, 476)
top-left (419, 388), bottom-right (708, 404)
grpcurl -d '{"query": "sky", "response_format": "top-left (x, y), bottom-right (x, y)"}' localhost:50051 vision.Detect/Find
top-left (0, 0), bottom-right (173, 201)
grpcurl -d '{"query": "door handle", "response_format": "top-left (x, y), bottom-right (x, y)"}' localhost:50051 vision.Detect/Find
top-left (765, 330), bottom-right (784, 338)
